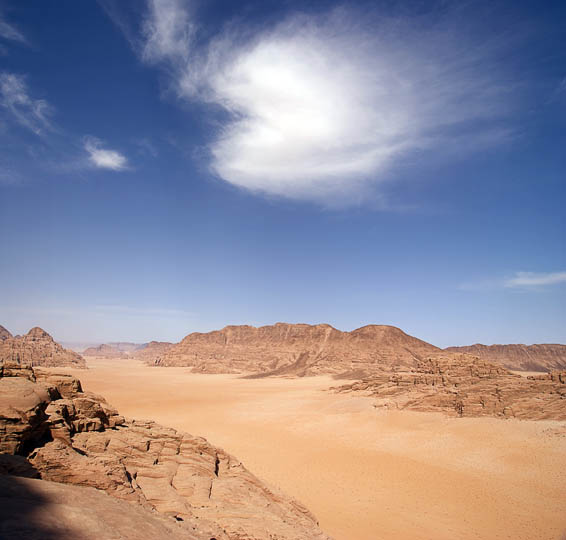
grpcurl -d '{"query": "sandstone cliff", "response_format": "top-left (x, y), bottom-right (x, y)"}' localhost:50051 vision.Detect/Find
top-left (0, 363), bottom-right (330, 540)
top-left (0, 327), bottom-right (86, 368)
top-left (335, 354), bottom-right (566, 420)
top-left (445, 343), bottom-right (566, 372)
top-left (157, 323), bottom-right (439, 377)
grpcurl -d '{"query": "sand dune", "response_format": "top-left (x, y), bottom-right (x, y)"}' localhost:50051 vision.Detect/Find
top-left (56, 358), bottom-right (566, 540)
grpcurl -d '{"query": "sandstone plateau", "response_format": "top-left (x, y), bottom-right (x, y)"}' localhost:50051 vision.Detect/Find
top-left (335, 354), bottom-right (566, 420)
top-left (0, 327), bottom-right (85, 368)
top-left (445, 343), bottom-right (566, 372)
top-left (156, 323), bottom-right (440, 377)
top-left (0, 361), bottom-right (330, 540)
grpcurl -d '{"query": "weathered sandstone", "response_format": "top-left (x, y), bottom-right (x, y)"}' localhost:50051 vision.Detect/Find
top-left (157, 323), bottom-right (439, 377)
top-left (335, 354), bottom-right (566, 420)
top-left (0, 363), bottom-right (331, 540)
top-left (0, 327), bottom-right (85, 368)
top-left (445, 343), bottom-right (566, 372)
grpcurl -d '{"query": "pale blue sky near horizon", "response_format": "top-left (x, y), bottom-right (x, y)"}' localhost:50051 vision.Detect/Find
top-left (0, 0), bottom-right (565, 347)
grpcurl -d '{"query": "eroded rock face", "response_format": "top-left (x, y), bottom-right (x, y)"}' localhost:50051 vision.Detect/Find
top-left (0, 325), bottom-right (12, 341)
top-left (157, 323), bottom-right (439, 377)
top-left (0, 365), bottom-right (331, 540)
top-left (335, 355), bottom-right (566, 420)
top-left (444, 343), bottom-right (566, 372)
top-left (0, 327), bottom-right (86, 368)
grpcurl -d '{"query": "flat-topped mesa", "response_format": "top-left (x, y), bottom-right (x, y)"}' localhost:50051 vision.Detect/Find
top-left (0, 366), bottom-right (331, 540)
top-left (445, 343), bottom-right (566, 372)
top-left (0, 326), bottom-right (86, 369)
top-left (156, 322), bottom-right (440, 377)
top-left (335, 354), bottom-right (566, 421)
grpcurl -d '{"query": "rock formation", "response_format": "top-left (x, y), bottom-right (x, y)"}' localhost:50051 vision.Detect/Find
top-left (82, 343), bottom-right (130, 359)
top-left (82, 341), bottom-right (173, 362)
top-left (445, 343), bottom-right (566, 372)
top-left (334, 354), bottom-right (566, 420)
top-left (0, 327), bottom-right (85, 368)
top-left (0, 325), bottom-right (12, 341)
top-left (0, 362), bottom-right (330, 540)
top-left (157, 323), bottom-right (439, 377)
top-left (131, 341), bottom-right (173, 363)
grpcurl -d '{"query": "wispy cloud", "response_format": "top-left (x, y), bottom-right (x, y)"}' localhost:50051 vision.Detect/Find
top-left (504, 271), bottom-right (566, 288)
top-left (0, 14), bottom-right (27, 44)
top-left (108, 1), bottom-right (522, 204)
top-left (84, 136), bottom-right (129, 171)
top-left (142, 0), bottom-right (194, 63)
top-left (0, 73), bottom-right (53, 135)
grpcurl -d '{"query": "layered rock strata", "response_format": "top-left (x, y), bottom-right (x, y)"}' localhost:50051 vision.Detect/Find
top-left (335, 355), bottom-right (566, 420)
top-left (157, 323), bottom-right (439, 377)
top-left (0, 362), bottom-right (330, 540)
top-left (0, 327), bottom-right (85, 368)
top-left (445, 343), bottom-right (566, 372)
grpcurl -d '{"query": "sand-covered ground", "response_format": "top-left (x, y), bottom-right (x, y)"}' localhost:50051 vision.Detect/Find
top-left (55, 358), bottom-right (566, 540)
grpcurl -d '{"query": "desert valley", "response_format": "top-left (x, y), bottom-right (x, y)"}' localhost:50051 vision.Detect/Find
top-left (1, 322), bottom-right (565, 540)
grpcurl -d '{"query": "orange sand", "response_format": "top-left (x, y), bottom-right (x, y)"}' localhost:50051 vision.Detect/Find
top-left (57, 358), bottom-right (566, 540)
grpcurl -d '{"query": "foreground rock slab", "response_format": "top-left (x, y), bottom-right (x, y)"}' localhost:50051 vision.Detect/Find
top-left (0, 361), bottom-right (331, 540)
top-left (0, 475), bottom-right (198, 540)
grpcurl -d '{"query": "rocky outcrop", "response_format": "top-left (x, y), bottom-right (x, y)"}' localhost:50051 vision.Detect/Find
top-left (0, 363), bottom-right (330, 540)
top-left (157, 323), bottom-right (439, 377)
top-left (334, 354), bottom-right (566, 420)
top-left (445, 343), bottom-right (566, 372)
top-left (0, 325), bottom-right (12, 341)
top-left (0, 327), bottom-right (85, 369)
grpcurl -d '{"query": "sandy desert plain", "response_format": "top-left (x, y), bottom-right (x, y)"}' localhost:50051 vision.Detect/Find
top-left (52, 357), bottom-right (566, 540)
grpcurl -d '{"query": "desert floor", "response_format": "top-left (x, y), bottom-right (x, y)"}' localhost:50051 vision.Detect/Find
top-left (56, 358), bottom-right (566, 540)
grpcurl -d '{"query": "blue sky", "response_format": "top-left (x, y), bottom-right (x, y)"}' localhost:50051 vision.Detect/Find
top-left (0, 0), bottom-right (564, 346)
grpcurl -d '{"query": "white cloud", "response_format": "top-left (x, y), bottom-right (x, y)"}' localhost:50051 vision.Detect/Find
top-left (84, 136), bottom-right (129, 170)
top-left (130, 2), bottom-right (519, 203)
top-left (504, 271), bottom-right (566, 288)
top-left (0, 16), bottom-right (26, 44)
top-left (142, 0), bottom-right (194, 63)
top-left (0, 73), bottom-right (52, 135)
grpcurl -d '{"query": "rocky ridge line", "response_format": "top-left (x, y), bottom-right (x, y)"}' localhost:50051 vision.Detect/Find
top-left (156, 322), bottom-right (440, 377)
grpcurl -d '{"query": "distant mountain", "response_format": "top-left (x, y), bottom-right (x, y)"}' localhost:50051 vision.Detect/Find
top-left (82, 341), bottom-right (172, 361)
top-left (444, 344), bottom-right (566, 372)
top-left (0, 326), bottom-right (85, 368)
top-left (0, 325), bottom-right (12, 341)
top-left (130, 341), bottom-right (173, 363)
top-left (156, 322), bottom-right (440, 377)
